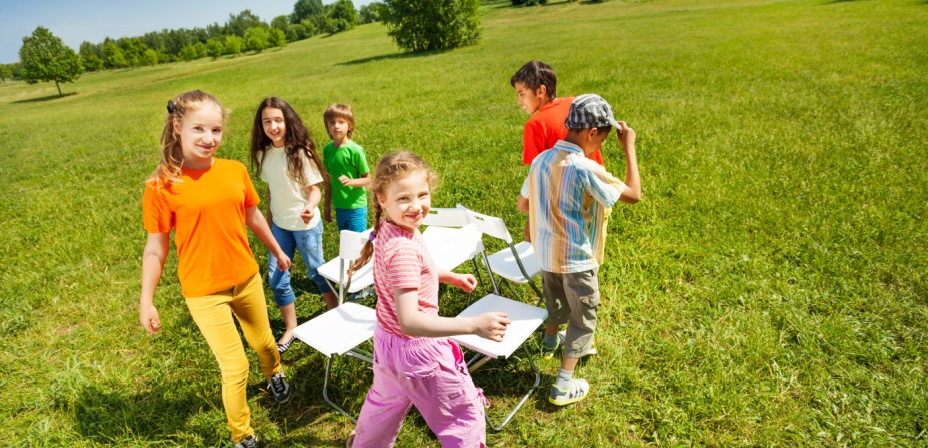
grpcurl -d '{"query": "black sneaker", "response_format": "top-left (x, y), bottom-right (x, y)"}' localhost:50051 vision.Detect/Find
top-left (234, 434), bottom-right (259, 448)
top-left (267, 371), bottom-right (292, 404)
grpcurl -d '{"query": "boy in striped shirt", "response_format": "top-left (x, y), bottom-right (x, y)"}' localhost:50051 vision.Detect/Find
top-left (517, 94), bottom-right (641, 406)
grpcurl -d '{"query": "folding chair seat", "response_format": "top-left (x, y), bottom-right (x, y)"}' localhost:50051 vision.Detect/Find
top-left (423, 208), bottom-right (489, 297)
top-left (449, 294), bottom-right (548, 431)
top-left (292, 230), bottom-right (376, 422)
top-left (455, 205), bottom-right (545, 307)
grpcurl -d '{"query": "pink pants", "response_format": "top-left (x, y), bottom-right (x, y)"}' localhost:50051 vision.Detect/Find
top-left (352, 327), bottom-right (488, 448)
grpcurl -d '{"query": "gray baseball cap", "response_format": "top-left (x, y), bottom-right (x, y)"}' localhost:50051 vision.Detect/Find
top-left (565, 94), bottom-right (621, 130)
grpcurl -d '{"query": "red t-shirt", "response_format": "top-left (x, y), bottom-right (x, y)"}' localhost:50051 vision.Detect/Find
top-left (142, 159), bottom-right (260, 298)
top-left (523, 96), bottom-right (604, 165)
top-left (372, 219), bottom-right (440, 338)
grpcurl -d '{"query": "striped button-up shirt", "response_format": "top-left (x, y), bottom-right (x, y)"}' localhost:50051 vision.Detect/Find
top-left (521, 140), bottom-right (626, 273)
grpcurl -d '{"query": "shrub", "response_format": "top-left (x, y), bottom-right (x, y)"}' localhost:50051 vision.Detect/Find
top-left (381, 0), bottom-right (481, 52)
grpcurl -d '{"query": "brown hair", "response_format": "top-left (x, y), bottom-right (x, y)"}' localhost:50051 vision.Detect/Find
top-left (146, 90), bottom-right (224, 188)
top-left (510, 60), bottom-right (557, 101)
top-left (346, 151), bottom-right (438, 288)
top-left (250, 97), bottom-right (330, 191)
top-left (323, 103), bottom-right (356, 139)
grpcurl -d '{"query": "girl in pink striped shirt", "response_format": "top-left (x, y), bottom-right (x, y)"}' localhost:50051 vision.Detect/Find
top-left (346, 151), bottom-right (511, 448)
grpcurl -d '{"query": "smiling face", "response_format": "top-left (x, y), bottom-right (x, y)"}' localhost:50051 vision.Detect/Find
top-left (514, 81), bottom-right (547, 115)
top-left (377, 170), bottom-right (431, 233)
top-left (175, 103), bottom-right (223, 169)
top-left (261, 107), bottom-right (287, 148)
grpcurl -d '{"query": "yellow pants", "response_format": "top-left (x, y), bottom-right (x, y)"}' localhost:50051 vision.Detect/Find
top-left (185, 272), bottom-right (282, 443)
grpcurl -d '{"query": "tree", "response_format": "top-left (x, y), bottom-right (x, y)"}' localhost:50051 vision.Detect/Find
top-left (103, 41), bottom-right (128, 68)
top-left (381, 0), bottom-right (480, 52)
top-left (0, 64), bottom-right (12, 84)
top-left (267, 28), bottom-right (287, 49)
top-left (325, 0), bottom-right (358, 34)
top-left (18, 26), bottom-right (83, 96)
top-left (359, 3), bottom-right (384, 24)
top-left (206, 38), bottom-right (225, 59)
top-left (140, 48), bottom-right (159, 66)
top-left (226, 10), bottom-right (265, 37)
top-left (79, 41), bottom-right (104, 72)
top-left (292, 0), bottom-right (325, 24)
top-left (271, 15), bottom-right (291, 32)
top-left (244, 27), bottom-right (269, 53)
top-left (224, 35), bottom-right (244, 55)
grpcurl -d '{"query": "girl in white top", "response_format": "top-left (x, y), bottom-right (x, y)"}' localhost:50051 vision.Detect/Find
top-left (250, 97), bottom-right (336, 353)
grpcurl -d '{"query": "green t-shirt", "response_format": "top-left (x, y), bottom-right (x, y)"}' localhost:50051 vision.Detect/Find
top-left (322, 140), bottom-right (370, 210)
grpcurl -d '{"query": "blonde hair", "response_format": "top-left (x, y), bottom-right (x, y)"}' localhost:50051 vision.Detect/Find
top-left (323, 103), bottom-right (356, 139)
top-left (346, 151), bottom-right (438, 287)
top-left (146, 90), bottom-right (224, 188)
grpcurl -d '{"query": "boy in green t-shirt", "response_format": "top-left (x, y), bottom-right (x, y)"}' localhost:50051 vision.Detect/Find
top-left (322, 103), bottom-right (371, 232)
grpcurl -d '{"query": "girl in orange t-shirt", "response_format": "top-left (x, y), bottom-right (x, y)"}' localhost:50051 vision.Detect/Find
top-left (139, 90), bottom-right (292, 448)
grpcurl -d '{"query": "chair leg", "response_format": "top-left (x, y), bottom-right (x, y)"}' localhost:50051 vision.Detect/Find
top-left (484, 344), bottom-right (544, 432)
top-left (322, 356), bottom-right (358, 423)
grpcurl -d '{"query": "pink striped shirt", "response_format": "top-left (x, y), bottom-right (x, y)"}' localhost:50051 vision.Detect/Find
top-left (373, 219), bottom-right (440, 338)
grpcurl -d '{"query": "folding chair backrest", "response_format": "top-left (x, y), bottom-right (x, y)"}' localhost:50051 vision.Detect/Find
top-left (423, 207), bottom-right (472, 228)
top-left (339, 229), bottom-right (369, 262)
top-left (456, 204), bottom-right (513, 244)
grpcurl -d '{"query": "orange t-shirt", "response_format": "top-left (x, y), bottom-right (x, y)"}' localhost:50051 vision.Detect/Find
top-left (522, 96), bottom-right (604, 166)
top-left (143, 159), bottom-right (260, 298)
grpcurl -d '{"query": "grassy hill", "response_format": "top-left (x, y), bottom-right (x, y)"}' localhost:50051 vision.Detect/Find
top-left (1, 0), bottom-right (927, 446)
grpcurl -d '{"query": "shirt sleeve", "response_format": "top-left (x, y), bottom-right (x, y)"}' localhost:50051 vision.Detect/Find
top-left (388, 239), bottom-right (423, 291)
top-left (579, 159), bottom-right (626, 208)
top-left (302, 152), bottom-right (324, 186)
top-left (520, 173), bottom-right (531, 198)
top-left (354, 144), bottom-right (370, 176)
top-left (142, 184), bottom-right (173, 234)
top-left (522, 120), bottom-right (546, 165)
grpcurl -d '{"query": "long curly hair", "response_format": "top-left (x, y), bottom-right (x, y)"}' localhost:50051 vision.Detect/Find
top-left (250, 97), bottom-right (330, 191)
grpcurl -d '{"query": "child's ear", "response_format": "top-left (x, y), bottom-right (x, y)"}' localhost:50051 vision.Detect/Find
top-left (173, 119), bottom-right (181, 135)
top-left (535, 85), bottom-right (548, 99)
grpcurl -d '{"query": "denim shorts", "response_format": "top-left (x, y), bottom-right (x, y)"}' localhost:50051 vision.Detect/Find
top-left (267, 221), bottom-right (331, 306)
top-left (335, 206), bottom-right (369, 233)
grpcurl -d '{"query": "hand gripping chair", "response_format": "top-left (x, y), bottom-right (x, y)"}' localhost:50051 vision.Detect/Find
top-left (292, 230), bottom-right (376, 422)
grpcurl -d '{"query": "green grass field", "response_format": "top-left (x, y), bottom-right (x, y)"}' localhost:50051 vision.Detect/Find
top-left (2, 0), bottom-right (927, 446)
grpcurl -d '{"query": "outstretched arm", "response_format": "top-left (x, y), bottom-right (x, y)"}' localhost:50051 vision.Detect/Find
top-left (616, 121), bottom-right (640, 204)
top-left (139, 232), bottom-right (169, 334)
top-left (394, 288), bottom-right (510, 340)
top-left (245, 206), bottom-right (291, 272)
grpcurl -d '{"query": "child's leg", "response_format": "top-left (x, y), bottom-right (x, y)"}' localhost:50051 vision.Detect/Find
top-left (405, 338), bottom-right (487, 448)
top-left (295, 221), bottom-right (338, 310)
top-left (561, 268), bottom-right (599, 360)
top-left (542, 270), bottom-right (570, 338)
top-left (353, 329), bottom-right (414, 446)
top-left (184, 289), bottom-right (255, 444)
top-left (269, 224), bottom-right (299, 343)
top-left (336, 206), bottom-right (369, 233)
top-left (230, 273), bottom-right (282, 380)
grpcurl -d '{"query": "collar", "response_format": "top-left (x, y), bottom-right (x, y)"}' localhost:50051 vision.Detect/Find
top-left (553, 139), bottom-right (584, 155)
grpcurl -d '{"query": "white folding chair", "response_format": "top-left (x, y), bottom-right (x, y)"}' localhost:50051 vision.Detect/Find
top-left (450, 294), bottom-right (548, 431)
top-left (423, 208), bottom-right (489, 301)
top-left (292, 230), bottom-right (376, 422)
top-left (455, 205), bottom-right (545, 307)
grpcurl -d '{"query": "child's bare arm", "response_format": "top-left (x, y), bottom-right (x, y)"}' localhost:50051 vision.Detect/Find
top-left (245, 206), bottom-right (291, 271)
top-left (439, 271), bottom-right (477, 292)
top-left (340, 172), bottom-right (371, 188)
top-left (139, 232), bottom-right (169, 334)
top-left (517, 194), bottom-right (529, 214)
top-left (394, 288), bottom-right (510, 340)
top-left (301, 184), bottom-right (322, 224)
top-left (616, 121), bottom-right (641, 204)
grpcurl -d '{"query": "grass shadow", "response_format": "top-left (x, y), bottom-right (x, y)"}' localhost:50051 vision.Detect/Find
top-left (338, 49), bottom-right (449, 67)
top-left (12, 91), bottom-right (78, 104)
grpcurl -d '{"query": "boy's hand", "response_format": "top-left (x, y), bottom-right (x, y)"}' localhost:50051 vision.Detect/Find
top-left (338, 175), bottom-right (352, 186)
top-left (300, 205), bottom-right (314, 224)
top-left (616, 121), bottom-right (636, 151)
top-left (448, 273), bottom-right (477, 292)
top-left (471, 312), bottom-right (511, 342)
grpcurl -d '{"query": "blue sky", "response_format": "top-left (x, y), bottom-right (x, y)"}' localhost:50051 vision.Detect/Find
top-left (0, 0), bottom-right (374, 64)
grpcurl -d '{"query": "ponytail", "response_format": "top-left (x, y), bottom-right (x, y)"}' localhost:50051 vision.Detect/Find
top-left (346, 200), bottom-right (382, 291)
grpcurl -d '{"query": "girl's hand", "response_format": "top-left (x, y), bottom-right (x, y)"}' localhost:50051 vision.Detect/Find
top-left (449, 273), bottom-right (477, 292)
top-left (140, 304), bottom-right (162, 334)
top-left (300, 205), bottom-right (314, 224)
top-left (338, 175), bottom-right (352, 186)
top-left (324, 204), bottom-right (333, 223)
top-left (472, 312), bottom-right (511, 342)
top-left (275, 252), bottom-right (292, 271)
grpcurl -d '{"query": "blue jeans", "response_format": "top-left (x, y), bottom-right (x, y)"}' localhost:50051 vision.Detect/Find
top-left (335, 206), bottom-right (369, 233)
top-left (268, 221), bottom-right (331, 307)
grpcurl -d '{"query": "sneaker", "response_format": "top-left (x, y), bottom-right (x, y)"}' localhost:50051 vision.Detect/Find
top-left (548, 378), bottom-right (590, 406)
top-left (541, 331), bottom-right (566, 359)
top-left (234, 434), bottom-right (259, 448)
top-left (267, 371), bottom-right (292, 404)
